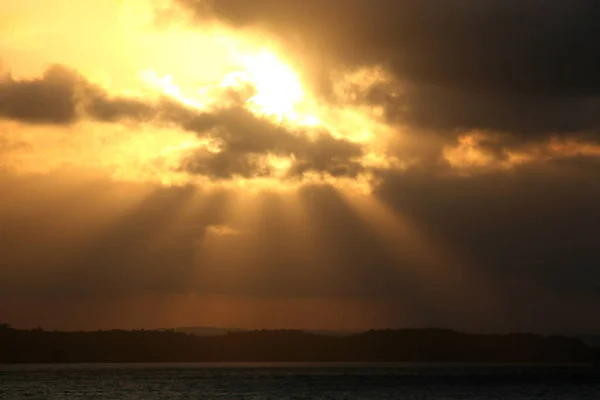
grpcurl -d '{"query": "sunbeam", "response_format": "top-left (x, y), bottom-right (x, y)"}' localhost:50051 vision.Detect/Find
top-left (2, 0), bottom-right (600, 338)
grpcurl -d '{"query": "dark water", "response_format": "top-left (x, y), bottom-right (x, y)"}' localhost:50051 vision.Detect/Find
top-left (1, 363), bottom-right (599, 399)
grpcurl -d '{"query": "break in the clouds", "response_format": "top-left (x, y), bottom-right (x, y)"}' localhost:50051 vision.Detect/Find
top-left (0, 64), bottom-right (368, 180)
top-left (1, 0), bottom-right (600, 332)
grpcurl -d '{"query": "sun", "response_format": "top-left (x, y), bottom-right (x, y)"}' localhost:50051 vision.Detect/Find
top-left (221, 50), bottom-right (322, 126)
top-left (139, 45), bottom-right (320, 125)
top-left (235, 52), bottom-right (304, 119)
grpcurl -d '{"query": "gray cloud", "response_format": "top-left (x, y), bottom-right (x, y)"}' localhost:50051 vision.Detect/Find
top-left (0, 65), bottom-right (155, 125)
top-left (0, 65), bottom-right (83, 124)
top-left (376, 157), bottom-right (600, 299)
top-left (85, 94), bottom-right (156, 123)
top-left (386, 85), bottom-right (600, 137)
top-left (180, 107), bottom-right (364, 179)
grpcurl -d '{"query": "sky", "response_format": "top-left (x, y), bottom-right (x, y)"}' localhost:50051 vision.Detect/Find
top-left (0, 0), bottom-right (599, 333)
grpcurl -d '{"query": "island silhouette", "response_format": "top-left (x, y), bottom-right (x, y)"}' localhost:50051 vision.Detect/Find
top-left (1, 323), bottom-right (598, 364)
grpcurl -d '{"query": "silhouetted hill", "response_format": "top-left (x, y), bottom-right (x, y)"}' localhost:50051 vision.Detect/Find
top-left (173, 326), bottom-right (356, 337)
top-left (0, 324), bottom-right (595, 364)
top-left (170, 327), bottom-right (248, 336)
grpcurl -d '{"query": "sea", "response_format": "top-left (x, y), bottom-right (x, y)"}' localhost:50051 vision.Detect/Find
top-left (1, 363), bottom-right (599, 399)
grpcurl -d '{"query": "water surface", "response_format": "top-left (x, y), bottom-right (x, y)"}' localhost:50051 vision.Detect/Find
top-left (1, 363), bottom-right (599, 399)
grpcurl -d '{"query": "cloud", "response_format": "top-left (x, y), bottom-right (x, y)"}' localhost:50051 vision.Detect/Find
top-left (179, 107), bottom-right (364, 179)
top-left (376, 158), bottom-right (600, 302)
top-left (179, 0), bottom-right (600, 137)
top-left (206, 224), bottom-right (242, 236)
top-left (0, 65), bottom-right (155, 125)
top-left (85, 94), bottom-right (157, 123)
top-left (386, 85), bottom-right (600, 136)
top-left (181, 0), bottom-right (600, 95)
top-left (0, 65), bottom-right (83, 124)
top-left (0, 65), bottom-right (370, 182)
top-left (442, 132), bottom-right (600, 171)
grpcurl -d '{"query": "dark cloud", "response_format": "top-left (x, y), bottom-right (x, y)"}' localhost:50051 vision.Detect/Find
top-left (0, 65), bottom-right (156, 125)
top-left (85, 93), bottom-right (156, 123)
top-left (183, 0), bottom-right (600, 96)
top-left (181, 0), bottom-right (600, 136)
top-left (375, 157), bottom-right (600, 300)
top-left (180, 107), bottom-right (364, 179)
top-left (387, 85), bottom-right (600, 137)
top-left (0, 65), bottom-right (82, 124)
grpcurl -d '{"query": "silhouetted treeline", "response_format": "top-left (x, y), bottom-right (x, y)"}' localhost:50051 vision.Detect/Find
top-left (0, 324), bottom-right (596, 364)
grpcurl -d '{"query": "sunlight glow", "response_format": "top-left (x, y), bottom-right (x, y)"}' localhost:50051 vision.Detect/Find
top-left (233, 52), bottom-right (306, 121)
top-left (0, 0), bottom-right (402, 194)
